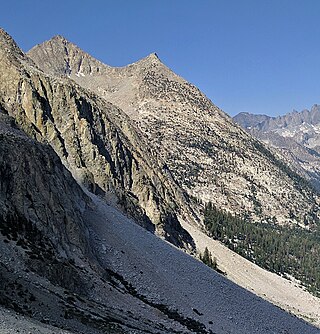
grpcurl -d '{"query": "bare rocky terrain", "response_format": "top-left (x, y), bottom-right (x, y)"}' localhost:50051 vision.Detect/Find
top-left (1, 27), bottom-right (320, 333)
top-left (0, 306), bottom-right (73, 334)
top-left (0, 28), bottom-right (195, 248)
top-left (28, 37), bottom-right (320, 226)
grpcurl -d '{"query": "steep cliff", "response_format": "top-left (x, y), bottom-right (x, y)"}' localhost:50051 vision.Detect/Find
top-left (0, 28), bottom-right (194, 247)
top-left (0, 110), bottom-right (91, 281)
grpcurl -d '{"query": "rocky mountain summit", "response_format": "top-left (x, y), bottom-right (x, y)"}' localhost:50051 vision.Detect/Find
top-left (28, 36), bottom-right (320, 226)
top-left (234, 105), bottom-right (320, 189)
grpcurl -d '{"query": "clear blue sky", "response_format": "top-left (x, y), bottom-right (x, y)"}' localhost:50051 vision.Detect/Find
top-left (1, 0), bottom-right (320, 116)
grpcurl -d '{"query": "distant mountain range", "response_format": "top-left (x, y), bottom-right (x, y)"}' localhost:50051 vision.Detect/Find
top-left (235, 105), bottom-right (320, 130)
top-left (234, 105), bottom-right (320, 189)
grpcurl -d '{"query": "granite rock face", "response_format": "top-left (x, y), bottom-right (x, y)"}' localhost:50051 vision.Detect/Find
top-left (0, 110), bottom-right (91, 268)
top-left (0, 111), bottom-right (97, 330)
top-left (0, 28), bottom-right (194, 247)
top-left (28, 36), bottom-right (320, 226)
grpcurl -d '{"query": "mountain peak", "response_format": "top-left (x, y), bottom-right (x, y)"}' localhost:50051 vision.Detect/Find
top-left (233, 112), bottom-right (271, 129)
top-left (51, 34), bottom-right (69, 43)
top-left (27, 35), bottom-right (91, 77)
top-left (131, 52), bottom-right (163, 68)
top-left (0, 27), bottom-right (26, 66)
top-left (146, 52), bottom-right (163, 64)
top-left (311, 104), bottom-right (320, 112)
top-left (30, 34), bottom-right (78, 54)
top-left (146, 52), bottom-right (160, 61)
top-left (40, 34), bottom-right (78, 51)
top-left (0, 27), bottom-right (10, 38)
top-left (0, 27), bottom-right (23, 54)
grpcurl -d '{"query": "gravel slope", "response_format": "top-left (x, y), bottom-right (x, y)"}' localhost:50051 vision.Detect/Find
top-left (0, 306), bottom-right (73, 334)
top-left (1, 191), bottom-right (319, 333)
top-left (84, 194), bottom-right (319, 334)
top-left (181, 220), bottom-right (320, 328)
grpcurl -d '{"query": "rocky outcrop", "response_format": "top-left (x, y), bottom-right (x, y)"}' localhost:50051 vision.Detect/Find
top-left (0, 110), bottom-right (90, 258)
top-left (0, 111), bottom-right (97, 329)
top-left (28, 36), bottom-right (320, 226)
top-left (0, 28), bottom-right (194, 248)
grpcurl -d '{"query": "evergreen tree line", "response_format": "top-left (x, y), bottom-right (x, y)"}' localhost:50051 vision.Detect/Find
top-left (203, 202), bottom-right (320, 296)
